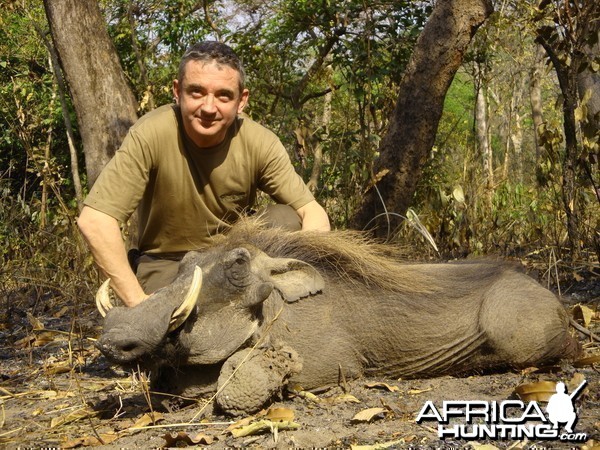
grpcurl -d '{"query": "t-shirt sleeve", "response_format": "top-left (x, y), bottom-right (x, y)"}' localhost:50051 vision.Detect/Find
top-left (257, 139), bottom-right (315, 210)
top-left (83, 130), bottom-right (152, 223)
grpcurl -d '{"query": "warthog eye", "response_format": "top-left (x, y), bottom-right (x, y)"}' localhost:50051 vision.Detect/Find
top-left (224, 248), bottom-right (253, 287)
top-left (120, 343), bottom-right (137, 353)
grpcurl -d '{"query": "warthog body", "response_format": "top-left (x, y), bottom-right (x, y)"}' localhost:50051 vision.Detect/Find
top-left (96, 220), bottom-right (579, 414)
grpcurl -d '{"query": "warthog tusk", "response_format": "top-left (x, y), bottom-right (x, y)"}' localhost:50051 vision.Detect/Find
top-left (95, 278), bottom-right (113, 317)
top-left (168, 265), bottom-right (203, 332)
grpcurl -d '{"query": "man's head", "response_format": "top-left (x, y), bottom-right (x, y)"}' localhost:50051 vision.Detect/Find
top-left (177, 42), bottom-right (246, 93)
top-left (173, 41), bottom-right (249, 148)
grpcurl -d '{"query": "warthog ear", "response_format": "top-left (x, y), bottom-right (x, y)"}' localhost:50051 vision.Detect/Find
top-left (266, 258), bottom-right (324, 303)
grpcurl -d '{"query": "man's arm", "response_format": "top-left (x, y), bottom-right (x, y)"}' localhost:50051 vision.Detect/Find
top-left (77, 206), bottom-right (148, 307)
top-left (296, 200), bottom-right (331, 232)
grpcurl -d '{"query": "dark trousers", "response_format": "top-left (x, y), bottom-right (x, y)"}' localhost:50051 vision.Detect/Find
top-left (134, 204), bottom-right (301, 294)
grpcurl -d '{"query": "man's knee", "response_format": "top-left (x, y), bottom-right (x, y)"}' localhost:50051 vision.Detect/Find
top-left (135, 255), bottom-right (181, 294)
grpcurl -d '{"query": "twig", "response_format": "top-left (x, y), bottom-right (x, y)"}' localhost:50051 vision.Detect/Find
top-left (0, 427), bottom-right (23, 438)
top-left (127, 421), bottom-right (233, 431)
top-left (569, 318), bottom-right (600, 342)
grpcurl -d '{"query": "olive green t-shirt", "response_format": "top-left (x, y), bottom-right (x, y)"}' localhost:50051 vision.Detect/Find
top-left (84, 104), bottom-right (314, 254)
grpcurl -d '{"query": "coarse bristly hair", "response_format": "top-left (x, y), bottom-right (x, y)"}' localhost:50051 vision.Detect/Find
top-left (212, 217), bottom-right (441, 295)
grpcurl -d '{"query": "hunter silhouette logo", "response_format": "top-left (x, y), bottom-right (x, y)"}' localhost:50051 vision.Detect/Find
top-left (416, 379), bottom-right (587, 442)
top-left (546, 380), bottom-right (586, 433)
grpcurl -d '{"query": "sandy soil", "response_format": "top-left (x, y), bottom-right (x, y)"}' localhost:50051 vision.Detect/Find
top-left (1, 276), bottom-right (599, 449)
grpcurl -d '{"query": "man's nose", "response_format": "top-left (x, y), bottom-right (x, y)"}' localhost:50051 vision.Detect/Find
top-left (201, 94), bottom-right (217, 114)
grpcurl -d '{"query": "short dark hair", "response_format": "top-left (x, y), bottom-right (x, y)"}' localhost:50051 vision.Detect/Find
top-left (177, 41), bottom-right (246, 94)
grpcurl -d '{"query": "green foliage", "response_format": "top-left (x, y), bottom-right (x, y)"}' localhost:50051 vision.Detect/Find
top-left (0, 3), bottom-right (79, 213)
top-left (0, 0), bottom-right (598, 302)
top-left (399, 7), bottom-right (600, 264)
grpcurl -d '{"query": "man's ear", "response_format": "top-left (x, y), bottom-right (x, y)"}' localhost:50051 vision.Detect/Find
top-left (237, 89), bottom-right (249, 113)
top-left (173, 79), bottom-right (180, 104)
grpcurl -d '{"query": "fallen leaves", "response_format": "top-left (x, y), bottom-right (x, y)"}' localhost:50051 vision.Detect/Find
top-left (62, 432), bottom-right (120, 448)
top-left (227, 407), bottom-right (300, 438)
top-left (573, 304), bottom-right (595, 328)
top-left (50, 407), bottom-right (98, 428)
top-left (514, 380), bottom-right (558, 402)
top-left (60, 412), bottom-right (165, 448)
top-left (514, 372), bottom-right (589, 402)
top-left (574, 354), bottom-right (600, 367)
top-left (351, 407), bottom-right (388, 423)
top-left (162, 431), bottom-right (215, 446)
top-left (290, 387), bottom-right (361, 405)
top-left (229, 419), bottom-right (300, 438)
top-left (364, 381), bottom-right (399, 392)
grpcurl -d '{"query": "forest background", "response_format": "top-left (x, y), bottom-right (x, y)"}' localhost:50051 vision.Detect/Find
top-left (0, 0), bottom-right (598, 312)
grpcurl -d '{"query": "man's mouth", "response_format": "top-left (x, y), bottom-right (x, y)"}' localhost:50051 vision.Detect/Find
top-left (196, 115), bottom-right (218, 124)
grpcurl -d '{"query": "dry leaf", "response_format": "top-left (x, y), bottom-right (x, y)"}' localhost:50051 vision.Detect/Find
top-left (50, 408), bottom-right (98, 428)
top-left (30, 390), bottom-right (58, 399)
top-left (350, 439), bottom-right (406, 450)
top-left (573, 354), bottom-right (600, 368)
top-left (128, 412), bottom-right (164, 431)
top-left (351, 407), bottom-right (387, 423)
top-left (319, 393), bottom-right (361, 405)
top-left (373, 169), bottom-right (390, 184)
top-left (407, 388), bottom-right (432, 395)
top-left (333, 393), bottom-right (361, 404)
top-left (265, 407), bottom-right (294, 422)
top-left (15, 331), bottom-right (57, 348)
top-left (53, 306), bottom-right (69, 318)
top-left (365, 381), bottom-right (399, 392)
top-left (519, 366), bottom-right (540, 375)
top-left (226, 415), bottom-right (255, 432)
top-left (14, 335), bottom-right (36, 349)
top-left (62, 432), bottom-right (119, 448)
top-left (230, 419), bottom-right (300, 438)
top-left (27, 312), bottom-right (44, 330)
top-left (568, 373), bottom-right (586, 394)
top-left (45, 362), bottom-right (72, 375)
top-left (452, 185), bottom-right (465, 203)
top-left (468, 443), bottom-right (500, 450)
top-left (514, 381), bottom-right (557, 402)
top-left (573, 304), bottom-right (595, 327)
top-left (163, 431), bottom-right (215, 447)
top-left (294, 390), bottom-right (320, 402)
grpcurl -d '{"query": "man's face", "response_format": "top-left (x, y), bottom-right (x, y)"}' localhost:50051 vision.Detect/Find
top-left (173, 60), bottom-right (249, 148)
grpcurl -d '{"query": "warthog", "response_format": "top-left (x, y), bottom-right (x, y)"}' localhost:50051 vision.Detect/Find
top-left (95, 220), bottom-right (580, 415)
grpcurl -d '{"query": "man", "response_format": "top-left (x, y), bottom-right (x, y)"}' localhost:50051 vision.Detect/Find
top-left (77, 41), bottom-right (330, 307)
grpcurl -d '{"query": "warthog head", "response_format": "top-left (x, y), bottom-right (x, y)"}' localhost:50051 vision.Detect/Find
top-left (95, 245), bottom-right (324, 367)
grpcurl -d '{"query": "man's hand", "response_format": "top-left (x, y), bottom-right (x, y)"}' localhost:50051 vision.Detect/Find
top-left (296, 200), bottom-right (331, 232)
top-left (77, 206), bottom-right (148, 307)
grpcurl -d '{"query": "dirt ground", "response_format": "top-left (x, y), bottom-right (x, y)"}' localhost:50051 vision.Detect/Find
top-left (1, 274), bottom-right (599, 449)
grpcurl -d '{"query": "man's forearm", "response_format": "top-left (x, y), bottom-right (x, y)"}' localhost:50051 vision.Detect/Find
top-left (297, 200), bottom-right (331, 232)
top-left (77, 206), bottom-right (148, 307)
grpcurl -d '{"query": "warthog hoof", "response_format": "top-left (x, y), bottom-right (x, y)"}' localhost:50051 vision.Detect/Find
top-left (215, 345), bottom-right (302, 415)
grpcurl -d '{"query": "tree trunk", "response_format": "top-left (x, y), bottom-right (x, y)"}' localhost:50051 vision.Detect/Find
top-left (538, 40), bottom-right (582, 261)
top-left (529, 44), bottom-right (546, 165)
top-left (577, 31), bottom-right (600, 140)
top-left (351, 0), bottom-right (494, 235)
top-left (307, 84), bottom-right (332, 193)
top-left (475, 62), bottom-right (494, 197)
top-left (39, 24), bottom-right (84, 209)
top-left (43, 0), bottom-right (138, 187)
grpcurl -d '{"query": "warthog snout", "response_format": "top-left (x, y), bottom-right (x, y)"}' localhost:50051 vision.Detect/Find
top-left (95, 334), bottom-right (147, 365)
